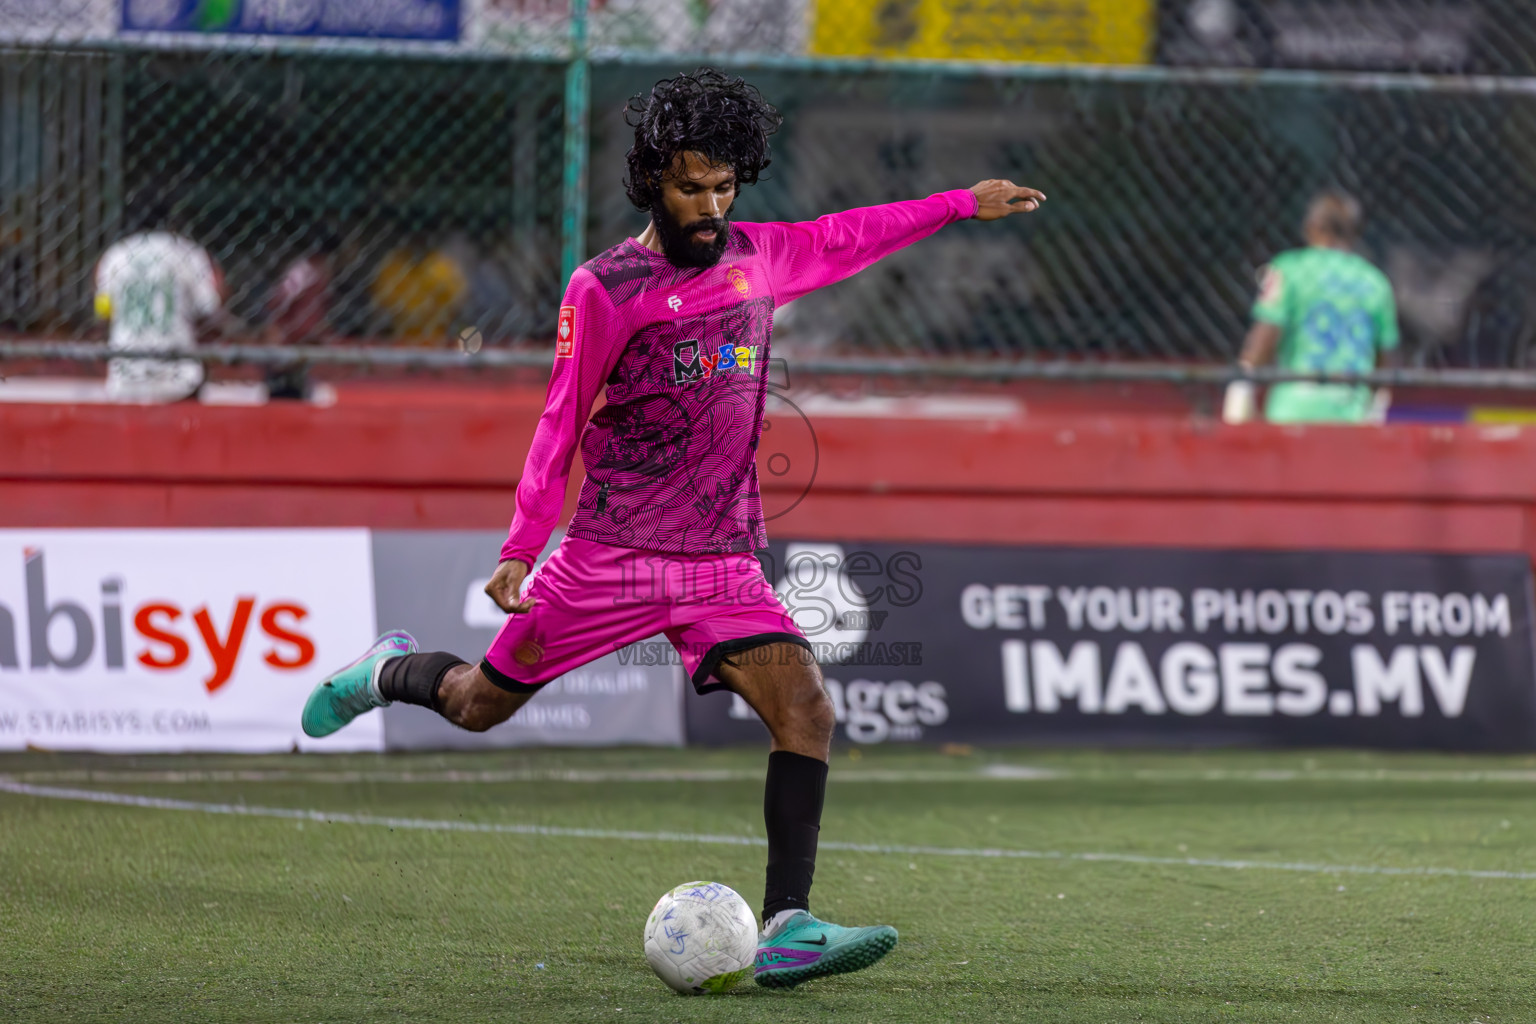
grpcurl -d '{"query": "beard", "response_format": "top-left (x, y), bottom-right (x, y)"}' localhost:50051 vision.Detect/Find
top-left (651, 203), bottom-right (730, 269)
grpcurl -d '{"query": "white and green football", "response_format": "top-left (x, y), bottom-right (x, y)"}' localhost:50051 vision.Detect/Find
top-left (642, 881), bottom-right (758, 994)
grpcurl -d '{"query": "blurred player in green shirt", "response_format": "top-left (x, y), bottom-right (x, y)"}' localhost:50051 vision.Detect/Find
top-left (1224, 192), bottom-right (1400, 424)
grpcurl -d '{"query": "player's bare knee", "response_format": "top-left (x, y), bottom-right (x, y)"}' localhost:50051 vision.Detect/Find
top-left (802, 684), bottom-right (836, 741)
top-left (774, 674), bottom-right (834, 738)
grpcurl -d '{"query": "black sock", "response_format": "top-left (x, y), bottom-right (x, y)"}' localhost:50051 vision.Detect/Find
top-left (762, 750), bottom-right (828, 922)
top-left (377, 652), bottom-right (465, 709)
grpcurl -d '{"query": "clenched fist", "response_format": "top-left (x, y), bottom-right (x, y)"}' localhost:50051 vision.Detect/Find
top-left (485, 558), bottom-right (536, 614)
top-left (970, 179), bottom-right (1047, 221)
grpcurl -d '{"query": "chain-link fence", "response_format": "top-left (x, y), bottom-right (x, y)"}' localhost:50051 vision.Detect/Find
top-left (3, 1), bottom-right (1536, 374)
top-left (0, 41), bottom-right (567, 346)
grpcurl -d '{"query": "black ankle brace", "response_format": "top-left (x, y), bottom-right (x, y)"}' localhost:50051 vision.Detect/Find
top-left (378, 652), bottom-right (466, 710)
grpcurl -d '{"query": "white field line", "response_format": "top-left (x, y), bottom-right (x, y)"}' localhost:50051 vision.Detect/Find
top-left (4, 765), bottom-right (1536, 785)
top-left (2, 777), bottom-right (1533, 882)
top-left (0, 768), bottom-right (1048, 785)
top-left (1097, 768), bottom-right (1536, 784)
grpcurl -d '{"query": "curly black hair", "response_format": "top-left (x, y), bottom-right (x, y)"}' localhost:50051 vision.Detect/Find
top-left (623, 68), bottom-right (783, 211)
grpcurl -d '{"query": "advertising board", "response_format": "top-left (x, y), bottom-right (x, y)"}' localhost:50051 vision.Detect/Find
top-left (810, 0), bottom-right (1153, 64)
top-left (689, 542), bottom-right (1536, 750)
top-left (120, 0), bottom-right (460, 42)
top-left (373, 531), bottom-right (685, 750)
top-left (0, 529), bottom-right (380, 752)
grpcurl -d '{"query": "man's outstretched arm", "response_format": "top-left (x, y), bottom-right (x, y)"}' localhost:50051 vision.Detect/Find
top-left (751, 179), bottom-right (1045, 307)
top-left (488, 270), bottom-right (625, 611)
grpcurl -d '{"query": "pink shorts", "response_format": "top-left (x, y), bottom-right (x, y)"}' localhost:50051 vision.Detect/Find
top-left (481, 536), bottom-right (808, 694)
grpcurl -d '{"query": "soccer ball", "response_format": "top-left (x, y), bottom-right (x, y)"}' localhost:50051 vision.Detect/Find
top-left (642, 880), bottom-right (759, 994)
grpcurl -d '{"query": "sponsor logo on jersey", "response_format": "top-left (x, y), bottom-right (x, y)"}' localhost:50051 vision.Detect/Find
top-left (719, 343), bottom-right (758, 374)
top-left (667, 294), bottom-right (683, 312)
top-left (673, 340), bottom-right (704, 384)
top-left (673, 339), bottom-right (759, 385)
top-left (556, 305), bottom-right (576, 357)
top-left (727, 266), bottom-right (751, 298)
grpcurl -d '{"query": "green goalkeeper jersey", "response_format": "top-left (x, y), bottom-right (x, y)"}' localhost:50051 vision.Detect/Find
top-left (1251, 246), bottom-right (1399, 423)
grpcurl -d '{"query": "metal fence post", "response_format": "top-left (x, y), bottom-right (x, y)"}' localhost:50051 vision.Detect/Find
top-left (559, 0), bottom-right (590, 288)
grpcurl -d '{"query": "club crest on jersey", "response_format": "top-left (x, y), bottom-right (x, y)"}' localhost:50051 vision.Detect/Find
top-left (672, 339), bottom-right (759, 385)
top-left (727, 266), bottom-right (751, 298)
top-left (556, 305), bottom-right (576, 357)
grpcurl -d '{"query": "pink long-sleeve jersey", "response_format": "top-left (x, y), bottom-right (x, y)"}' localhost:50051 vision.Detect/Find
top-left (500, 188), bottom-right (980, 564)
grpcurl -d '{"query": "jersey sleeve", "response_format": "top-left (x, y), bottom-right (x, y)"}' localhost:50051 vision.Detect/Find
top-left (500, 268), bottom-right (626, 566)
top-left (1252, 262), bottom-right (1288, 328)
top-left (1374, 274), bottom-right (1400, 351)
top-left (748, 189), bottom-right (979, 307)
top-left (188, 245), bottom-right (222, 318)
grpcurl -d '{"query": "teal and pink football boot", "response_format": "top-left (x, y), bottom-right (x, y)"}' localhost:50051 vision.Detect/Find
top-left (753, 910), bottom-right (898, 989)
top-left (300, 630), bottom-right (417, 738)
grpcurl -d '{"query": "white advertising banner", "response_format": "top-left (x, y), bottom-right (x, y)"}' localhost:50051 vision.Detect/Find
top-left (0, 1), bottom-right (116, 43)
top-left (0, 529), bottom-right (380, 752)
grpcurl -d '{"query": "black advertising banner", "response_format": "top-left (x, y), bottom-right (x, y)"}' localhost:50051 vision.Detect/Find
top-left (1156, 0), bottom-right (1505, 74)
top-left (685, 543), bottom-right (1536, 750)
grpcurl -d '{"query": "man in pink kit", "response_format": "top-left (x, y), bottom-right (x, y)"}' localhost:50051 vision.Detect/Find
top-left (303, 68), bottom-right (1045, 989)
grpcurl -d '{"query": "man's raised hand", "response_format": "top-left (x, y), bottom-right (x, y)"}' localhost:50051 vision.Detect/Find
top-left (485, 558), bottom-right (536, 614)
top-left (970, 179), bottom-right (1047, 221)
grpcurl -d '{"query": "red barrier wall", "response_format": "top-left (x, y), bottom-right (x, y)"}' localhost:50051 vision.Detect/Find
top-left (3, 382), bottom-right (1534, 564)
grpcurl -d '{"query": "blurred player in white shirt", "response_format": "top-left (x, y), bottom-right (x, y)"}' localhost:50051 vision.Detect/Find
top-left (94, 214), bottom-right (224, 402)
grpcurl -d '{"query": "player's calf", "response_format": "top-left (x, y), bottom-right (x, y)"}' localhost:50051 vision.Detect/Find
top-left (379, 653), bottom-right (531, 731)
top-left (434, 663), bottom-right (532, 731)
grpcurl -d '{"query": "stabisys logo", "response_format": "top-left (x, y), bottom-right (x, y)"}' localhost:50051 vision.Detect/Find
top-left (0, 549), bottom-right (316, 692)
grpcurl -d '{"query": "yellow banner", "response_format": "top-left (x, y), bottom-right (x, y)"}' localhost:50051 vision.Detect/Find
top-left (811, 0), bottom-right (1153, 65)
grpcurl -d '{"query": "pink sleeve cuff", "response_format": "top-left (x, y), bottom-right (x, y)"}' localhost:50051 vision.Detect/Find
top-left (498, 541), bottom-right (537, 567)
top-left (949, 188), bottom-right (980, 219)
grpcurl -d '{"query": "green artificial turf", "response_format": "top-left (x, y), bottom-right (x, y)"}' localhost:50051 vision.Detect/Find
top-left (1, 746), bottom-right (1532, 1023)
